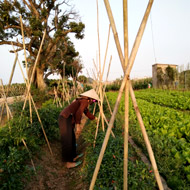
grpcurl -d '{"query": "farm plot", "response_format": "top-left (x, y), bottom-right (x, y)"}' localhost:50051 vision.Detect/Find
top-left (134, 89), bottom-right (190, 110)
top-left (104, 90), bottom-right (190, 189)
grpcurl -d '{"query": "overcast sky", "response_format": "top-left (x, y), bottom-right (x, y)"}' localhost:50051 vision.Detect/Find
top-left (1, 0), bottom-right (190, 84)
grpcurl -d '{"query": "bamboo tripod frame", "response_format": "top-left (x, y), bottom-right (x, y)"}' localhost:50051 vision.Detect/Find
top-left (0, 54), bottom-right (18, 123)
top-left (90, 0), bottom-right (116, 144)
top-left (6, 16), bottom-right (53, 157)
top-left (90, 0), bottom-right (164, 189)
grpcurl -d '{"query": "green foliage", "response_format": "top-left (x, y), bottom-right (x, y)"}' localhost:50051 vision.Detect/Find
top-left (105, 77), bottom-right (152, 91)
top-left (179, 70), bottom-right (190, 89)
top-left (0, 0), bottom-right (85, 88)
top-left (0, 83), bottom-right (25, 98)
top-left (30, 85), bottom-right (51, 105)
top-left (83, 84), bottom-right (92, 91)
top-left (81, 118), bottom-right (156, 189)
top-left (131, 78), bottom-right (152, 90)
top-left (106, 90), bottom-right (190, 189)
top-left (0, 101), bottom-right (63, 189)
top-left (156, 66), bottom-right (177, 88)
top-left (105, 77), bottom-right (123, 91)
top-left (135, 88), bottom-right (190, 110)
top-left (78, 75), bottom-right (87, 83)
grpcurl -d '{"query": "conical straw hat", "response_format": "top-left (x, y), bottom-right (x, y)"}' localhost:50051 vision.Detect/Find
top-left (80, 89), bottom-right (100, 101)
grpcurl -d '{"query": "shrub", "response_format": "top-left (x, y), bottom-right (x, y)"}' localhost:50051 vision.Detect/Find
top-left (0, 101), bottom-right (63, 189)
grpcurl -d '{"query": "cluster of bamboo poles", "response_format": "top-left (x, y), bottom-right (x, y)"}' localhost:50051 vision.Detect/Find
top-left (52, 68), bottom-right (84, 108)
top-left (89, 0), bottom-right (164, 190)
top-left (0, 15), bottom-right (54, 173)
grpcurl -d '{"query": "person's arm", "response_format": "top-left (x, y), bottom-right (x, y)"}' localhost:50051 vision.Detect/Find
top-left (84, 108), bottom-right (95, 120)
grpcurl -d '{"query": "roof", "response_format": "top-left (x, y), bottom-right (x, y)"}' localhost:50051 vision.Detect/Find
top-left (152, 63), bottom-right (178, 67)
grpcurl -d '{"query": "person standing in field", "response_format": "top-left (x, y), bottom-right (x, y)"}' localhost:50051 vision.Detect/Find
top-left (58, 89), bottom-right (99, 169)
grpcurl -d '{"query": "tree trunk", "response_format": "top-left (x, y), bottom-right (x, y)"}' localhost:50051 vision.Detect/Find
top-left (36, 67), bottom-right (46, 90)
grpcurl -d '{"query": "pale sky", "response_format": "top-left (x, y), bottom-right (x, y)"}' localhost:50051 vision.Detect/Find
top-left (1, 0), bottom-right (190, 84)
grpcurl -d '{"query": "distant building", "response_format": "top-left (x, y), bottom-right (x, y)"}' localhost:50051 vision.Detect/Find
top-left (152, 63), bottom-right (178, 88)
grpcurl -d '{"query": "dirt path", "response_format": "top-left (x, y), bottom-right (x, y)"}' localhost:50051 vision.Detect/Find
top-left (25, 116), bottom-right (88, 190)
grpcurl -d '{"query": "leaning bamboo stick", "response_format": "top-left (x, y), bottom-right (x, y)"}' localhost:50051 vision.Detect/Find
top-left (96, 0), bottom-right (105, 132)
top-left (22, 139), bottom-right (36, 174)
top-left (0, 54), bottom-right (18, 123)
top-left (98, 25), bottom-right (111, 132)
top-left (93, 102), bottom-right (97, 115)
top-left (0, 79), bottom-right (13, 119)
top-left (123, 0), bottom-right (129, 189)
top-left (101, 25), bottom-right (111, 80)
top-left (102, 112), bottom-right (115, 138)
top-left (90, 0), bottom-right (155, 189)
top-left (93, 112), bottom-right (101, 147)
top-left (20, 16), bottom-right (32, 123)
top-left (30, 95), bottom-right (53, 156)
top-left (22, 29), bottom-right (46, 111)
top-left (93, 59), bottom-right (99, 80)
top-left (11, 44), bottom-right (53, 156)
top-left (20, 16), bottom-right (28, 78)
top-left (7, 53), bottom-right (18, 92)
top-left (103, 0), bottom-right (125, 71)
top-left (0, 103), bottom-right (5, 123)
top-left (129, 82), bottom-right (163, 190)
top-left (102, 56), bottom-right (112, 111)
top-left (93, 55), bottom-right (114, 146)
top-left (96, 0), bottom-right (101, 77)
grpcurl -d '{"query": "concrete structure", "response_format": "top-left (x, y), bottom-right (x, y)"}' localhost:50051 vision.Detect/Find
top-left (152, 63), bottom-right (178, 88)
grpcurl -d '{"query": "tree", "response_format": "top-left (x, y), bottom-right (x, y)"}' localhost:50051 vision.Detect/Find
top-left (0, 0), bottom-right (85, 89)
top-left (165, 66), bottom-right (177, 88)
top-left (156, 67), bottom-right (164, 88)
top-left (78, 75), bottom-right (87, 83)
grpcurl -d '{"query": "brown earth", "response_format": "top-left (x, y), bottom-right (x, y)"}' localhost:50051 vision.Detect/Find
top-left (25, 116), bottom-right (88, 190)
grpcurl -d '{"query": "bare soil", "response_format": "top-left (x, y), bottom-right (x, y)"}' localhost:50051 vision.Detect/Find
top-left (25, 116), bottom-right (88, 190)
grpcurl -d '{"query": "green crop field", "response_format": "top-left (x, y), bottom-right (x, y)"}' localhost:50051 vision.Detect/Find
top-left (81, 89), bottom-right (190, 189)
top-left (105, 89), bottom-right (190, 189)
top-left (1, 89), bottom-right (190, 189)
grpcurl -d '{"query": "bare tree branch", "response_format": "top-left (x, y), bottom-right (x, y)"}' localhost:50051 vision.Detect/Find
top-left (4, 25), bottom-right (21, 30)
top-left (28, 0), bottom-right (40, 18)
top-left (0, 41), bottom-right (25, 48)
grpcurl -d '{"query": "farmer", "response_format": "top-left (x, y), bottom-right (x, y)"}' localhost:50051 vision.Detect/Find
top-left (58, 89), bottom-right (99, 169)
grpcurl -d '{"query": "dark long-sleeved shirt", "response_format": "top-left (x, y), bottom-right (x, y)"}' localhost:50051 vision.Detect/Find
top-left (60, 98), bottom-right (95, 124)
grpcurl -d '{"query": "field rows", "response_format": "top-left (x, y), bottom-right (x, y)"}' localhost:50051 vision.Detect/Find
top-left (106, 90), bottom-right (190, 189)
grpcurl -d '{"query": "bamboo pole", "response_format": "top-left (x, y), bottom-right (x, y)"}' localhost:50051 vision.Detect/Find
top-left (103, 0), bottom-right (125, 70)
top-left (0, 54), bottom-right (18, 123)
top-left (20, 16), bottom-right (32, 123)
top-left (129, 82), bottom-right (163, 190)
top-left (94, 56), bottom-right (113, 146)
top-left (89, 1), bottom-right (155, 189)
top-left (123, 0), bottom-right (129, 189)
top-left (93, 112), bottom-right (101, 147)
top-left (20, 16), bottom-right (28, 78)
top-left (96, 0), bottom-right (105, 132)
top-left (0, 103), bottom-right (5, 123)
top-left (102, 56), bottom-right (112, 115)
top-left (93, 59), bottom-right (99, 80)
top-left (22, 29), bottom-right (46, 111)
top-left (11, 44), bottom-right (53, 156)
top-left (102, 25), bottom-right (111, 82)
top-left (22, 139), bottom-right (36, 174)
top-left (7, 53), bottom-right (18, 92)
top-left (97, 0), bottom-right (101, 78)
top-left (0, 79), bottom-right (13, 119)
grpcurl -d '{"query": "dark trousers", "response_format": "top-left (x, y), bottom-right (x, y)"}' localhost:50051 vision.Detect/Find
top-left (58, 115), bottom-right (76, 162)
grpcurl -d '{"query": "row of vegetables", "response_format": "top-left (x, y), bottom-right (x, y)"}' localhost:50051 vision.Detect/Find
top-left (135, 89), bottom-right (190, 110)
top-left (103, 90), bottom-right (190, 189)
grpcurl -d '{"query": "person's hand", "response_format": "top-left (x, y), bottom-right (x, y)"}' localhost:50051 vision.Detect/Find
top-left (95, 117), bottom-right (98, 121)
